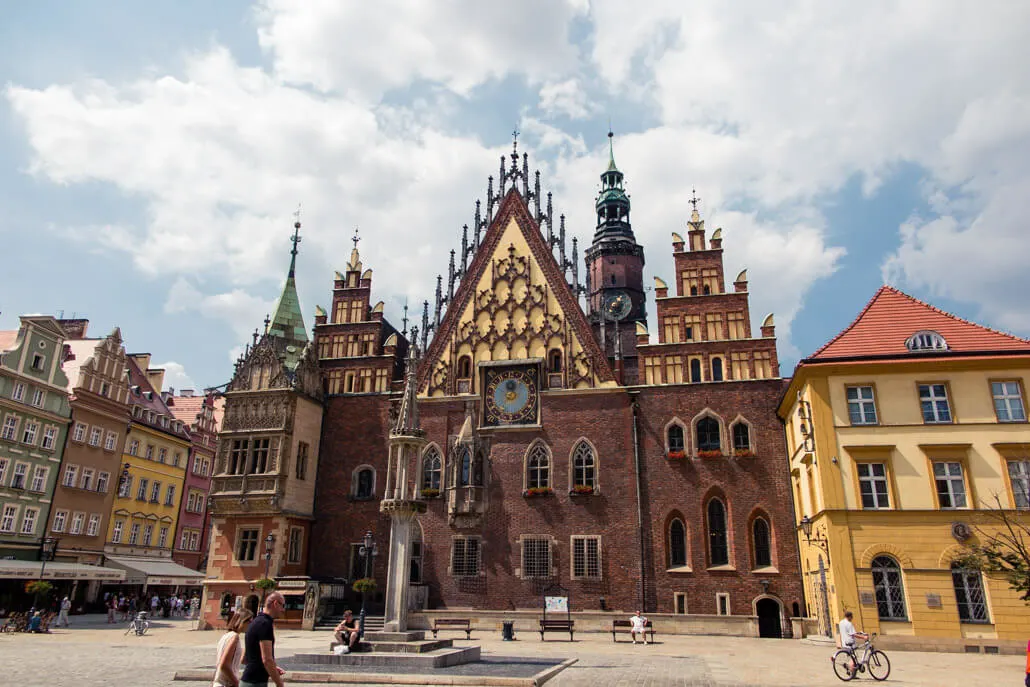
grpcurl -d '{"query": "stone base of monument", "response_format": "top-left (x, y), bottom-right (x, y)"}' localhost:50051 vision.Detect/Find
top-left (297, 630), bottom-right (480, 668)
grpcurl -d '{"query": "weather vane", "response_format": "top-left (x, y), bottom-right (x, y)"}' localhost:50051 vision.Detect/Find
top-left (689, 188), bottom-right (700, 212)
top-left (351, 227), bottom-right (360, 250)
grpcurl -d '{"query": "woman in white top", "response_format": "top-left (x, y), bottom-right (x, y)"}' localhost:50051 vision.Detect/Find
top-left (213, 608), bottom-right (254, 687)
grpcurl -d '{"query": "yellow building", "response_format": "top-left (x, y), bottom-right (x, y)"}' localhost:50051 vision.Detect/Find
top-left (780, 286), bottom-right (1030, 654)
top-left (103, 354), bottom-right (202, 593)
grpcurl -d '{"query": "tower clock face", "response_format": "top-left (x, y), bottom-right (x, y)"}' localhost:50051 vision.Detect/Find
top-left (483, 365), bottom-right (539, 427)
top-left (604, 290), bottom-right (633, 321)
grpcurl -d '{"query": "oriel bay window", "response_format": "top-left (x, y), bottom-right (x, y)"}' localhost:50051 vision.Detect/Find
top-left (229, 439), bottom-right (249, 475)
top-left (249, 438), bottom-right (271, 473)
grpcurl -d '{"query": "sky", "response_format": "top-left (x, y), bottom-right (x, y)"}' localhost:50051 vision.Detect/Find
top-left (2, 1), bottom-right (1029, 391)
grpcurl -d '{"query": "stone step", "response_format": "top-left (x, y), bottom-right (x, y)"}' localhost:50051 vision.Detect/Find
top-left (363, 630), bottom-right (426, 642)
top-left (290, 645), bottom-right (480, 669)
top-left (366, 639), bottom-right (453, 653)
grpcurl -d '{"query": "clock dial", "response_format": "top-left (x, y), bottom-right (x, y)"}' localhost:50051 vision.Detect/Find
top-left (483, 366), bottom-right (539, 426)
top-left (604, 291), bottom-right (632, 321)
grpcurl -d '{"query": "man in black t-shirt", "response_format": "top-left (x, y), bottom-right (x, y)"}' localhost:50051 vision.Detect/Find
top-left (240, 592), bottom-right (286, 687)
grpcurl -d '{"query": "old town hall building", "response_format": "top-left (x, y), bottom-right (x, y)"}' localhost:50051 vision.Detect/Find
top-left (202, 135), bottom-right (802, 637)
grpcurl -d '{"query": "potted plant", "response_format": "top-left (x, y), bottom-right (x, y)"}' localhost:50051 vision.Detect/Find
top-left (733, 449), bottom-right (755, 458)
top-left (25, 580), bottom-right (53, 597)
top-left (570, 484), bottom-right (595, 496)
top-left (697, 449), bottom-right (722, 459)
top-left (352, 577), bottom-right (377, 594)
top-left (523, 487), bottom-right (553, 497)
top-left (254, 578), bottom-right (277, 593)
top-left (420, 487), bottom-right (440, 499)
top-left (666, 450), bottom-right (687, 460)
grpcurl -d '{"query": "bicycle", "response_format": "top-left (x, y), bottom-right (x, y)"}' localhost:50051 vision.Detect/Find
top-left (832, 633), bottom-right (891, 681)
top-left (125, 611), bottom-right (150, 636)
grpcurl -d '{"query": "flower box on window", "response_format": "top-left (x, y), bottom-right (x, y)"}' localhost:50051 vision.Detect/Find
top-left (420, 488), bottom-right (440, 499)
top-left (570, 485), bottom-right (595, 496)
top-left (666, 450), bottom-right (687, 460)
top-left (696, 449), bottom-right (723, 459)
top-left (523, 487), bottom-right (553, 497)
top-left (733, 449), bottom-right (754, 458)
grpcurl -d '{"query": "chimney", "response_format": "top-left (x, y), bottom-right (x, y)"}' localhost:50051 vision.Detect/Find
top-left (180, 389), bottom-right (195, 397)
top-left (56, 319), bottom-right (90, 340)
top-left (129, 353), bottom-right (152, 371)
top-left (147, 368), bottom-right (165, 394)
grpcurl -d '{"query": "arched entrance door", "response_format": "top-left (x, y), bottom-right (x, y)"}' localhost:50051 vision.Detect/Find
top-left (756, 598), bottom-right (782, 638)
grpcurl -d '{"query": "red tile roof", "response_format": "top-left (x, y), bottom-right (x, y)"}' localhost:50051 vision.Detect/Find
top-left (807, 286), bottom-right (1030, 362)
top-left (169, 396), bottom-right (205, 425)
top-left (0, 331), bottom-right (20, 352)
top-left (127, 356), bottom-right (191, 441)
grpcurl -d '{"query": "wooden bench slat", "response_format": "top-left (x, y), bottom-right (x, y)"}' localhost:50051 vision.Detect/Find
top-left (431, 618), bottom-right (473, 639)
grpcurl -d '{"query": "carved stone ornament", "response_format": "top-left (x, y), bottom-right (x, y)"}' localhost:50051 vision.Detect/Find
top-left (951, 521), bottom-right (973, 542)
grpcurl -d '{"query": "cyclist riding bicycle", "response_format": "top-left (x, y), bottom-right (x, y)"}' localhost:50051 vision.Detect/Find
top-left (839, 611), bottom-right (868, 672)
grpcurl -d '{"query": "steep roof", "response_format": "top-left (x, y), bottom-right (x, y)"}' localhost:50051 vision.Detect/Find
top-left (168, 395), bottom-right (205, 426)
top-left (0, 331), bottom-right (18, 352)
top-left (126, 356), bottom-right (191, 441)
top-left (267, 226), bottom-right (309, 371)
top-left (60, 338), bottom-right (106, 392)
top-left (806, 285), bottom-right (1030, 362)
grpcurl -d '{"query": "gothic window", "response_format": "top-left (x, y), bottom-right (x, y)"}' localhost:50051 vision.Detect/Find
top-left (457, 355), bottom-right (472, 379)
top-left (703, 285), bottom-right (711, 295)
top-left (711, 357), bottom-right (724, 381)
top-left (472, 452), bottom-right (484, 486)
top-left (526, 443), bottom-right (550, 490)
top-left (707, 498), bottom-right (729, 567)
top-left (572, 441), bottom-right (596, 489)
top-left (690, 358), bottom-right (703, 383)
top-left (871, 555), bottom-right (907, 620)
top-left (422, 447), bottom-right (442, 492)
top-left (669, 518), bottom-right (687, 567)
top-left (353, 466), bottom-right (375, 500)
top-left (697, 417), bottom-right (721, 453)
top-left (732, 422), bottom-right (751, 454)
top-left (410, 526), bottom-right (423, 583)
top-left (667, 424), bottom-right (685, 453)
top-left (752, 517), bottom-right (772, 568)
top-left (690, 286), bottom-right (698, 296)
top-left (459, 448), bottom-right (472, 487)
top-left (548, 349), bottom-right (562, 373)
top-left (249, 438), bottom-right (271, 473)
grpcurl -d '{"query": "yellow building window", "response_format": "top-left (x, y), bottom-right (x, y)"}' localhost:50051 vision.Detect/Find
top-left (664, 356), bottom-right (684, 384)
top-left (375, 368), bottom-right (389, 392)
top-left (663, 316), bottom-right (680, 343)
top-left (681, 270), bottom-right (699, 296)
top-left (856, 462), bottom-right (891, 509)
top-left (643, 357), bottom-right (661, 385)
top-left (349, 300), bottom-right (363, 323)
top-left (333, 300), bottom-right (347, 324)
top-left (327, 369), bottom-right (344, 395)
top-left (684, 315), bottom-right (701, 342)
top-left (754, 352), bottom-right (772, 379)
top-left (727, 312), bottom-right (746, 339)
top-left (932, 461), bottom-right (968, 509)
top-left (730, 353), bottom-right (750, 380)
top-left (706, 314), bottom-right (723, 341)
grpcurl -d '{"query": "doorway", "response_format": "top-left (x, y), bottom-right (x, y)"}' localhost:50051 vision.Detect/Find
top-left (756, 598), bottom-right (782, 638)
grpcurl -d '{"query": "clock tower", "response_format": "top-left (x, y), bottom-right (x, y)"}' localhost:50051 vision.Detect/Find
top-left (585, 131), bottom-right (646, 384)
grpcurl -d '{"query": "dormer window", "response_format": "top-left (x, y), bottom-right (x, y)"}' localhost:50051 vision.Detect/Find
top-left (906, 330), bottom-right (948, 352)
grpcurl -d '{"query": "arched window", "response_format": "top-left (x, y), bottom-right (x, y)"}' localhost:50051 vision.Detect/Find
top-left (905, 330), bottom-right (948, 352)
top-left (354, 467), bottom-right (375, 499)
top-left (457, 355), bottom-right (472, 379)
top-left (690, 359), bottom-right (702, 383)
top-left (711, 357), bottom-right (724, 382)
top-left (707, 499), bottom-right (729, 566)
top-left (871, 555), bottom-right (907, 620)
top-left (690, 286), bottom-right (698, 296)
top-left (572, 441), bottom-right (596, 489)
top-left (526, 443), bottom-right (550, 490)
top-left (422, 447), bottom-right (442, 492)
top-left (669, 518), bottom-right (687, 567)
top-left (951, 563), bottom-right (989, 623)
top-left (703, 285), bottom-right (711, 295)
top-left (732, 423), bottom-right (751, 453)
top-left (752, 518), bottom-right (772, 568)
top-left (667, 424), bottom-right (685, 453)
top-left (697, 417), bottom-right (721, 453)
top-left (548, 349), bottom-right (562, 373)
top-left (459, 449), bottom-right (472, 487)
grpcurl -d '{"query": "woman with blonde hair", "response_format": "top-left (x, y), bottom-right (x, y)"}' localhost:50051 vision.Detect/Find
top-left (213, 608), bottom-right (254, 687)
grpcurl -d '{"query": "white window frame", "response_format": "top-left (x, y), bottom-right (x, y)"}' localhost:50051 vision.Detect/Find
top-left (128, 439), bottom-right (139, 456)
top-left (30, 465), bottom-right (47, 492)
top-left (79, 467), bottom-right (95, 491)
top-left (165, 485), bottom-right (175, 506)
top-left (919, 383), bottom-right (952, 423)
top-left (88, 427), bottom-right (103, 447)
top-left (158, 526), bottom-right (168, 548)
top-left (104, 431), bottom-right (118, 451)
top-left (51, 510), bottom-right (67, 533)
top-left (846, 385), bottom-right (878, 425)
top-left (857, 462), bottom-right (891, 509)
top-left (992, 381), bottom-right (1026, 423)
top-left (11, 462), bottom-right (28, 490)
top-left (118, 475), bottom-right (132, 498)
top-left (69, 511), bottom-right (85, 535)
top-left (0, 457), bottom-right (7, 485)
top-left (142, 523), bottom-right (153, 546)
top-left (11, 382), bottom-right (24, 402)
top-left (570, 535), bottom-right (602, 580)
top-left (21, 422), bottom-right (38, 445)
top-left (20, 507), bottom-right (38, 535)
top-left (30, 389), bottom-right (45, 408)
top-left (136, 478), bottom-right (149, 501)
top-left (0, 504), bottom-right (18, 532)
top-left (96, 471), bottom-right (109, 493)
top-left (1, 415), bottom-right (18, 440)
top-left (180, 529), bottom-right (190, 550)
top-left (41, 426), bottom-right (57, 450)
top-left (933, 461), bottom-right (967, 509)
top-left (112, 519), bottom-right (124, 543)
top-left (72, 423), bottom-right (87, 443)
top-left (128, 522), bottom-right (140, 545)
top-left (62, 464), bottom-right (78, 488)
top-left (86, 513), bottom-right (101, 537)
top-left (1008, 460), bottom-right (1030, 509)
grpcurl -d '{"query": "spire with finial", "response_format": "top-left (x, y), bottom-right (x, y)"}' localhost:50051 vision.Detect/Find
top-left (689, 187), bottom-right (702, 223)
top-left (265, 209), bottom-right (310, 368)
top-left (288, 206), bottom-right (302, 278)
top-left (594, 128), bottom-right (632, 239)
top-left (391, 331), bottom-right (422, 438)
top-left (263, 313), bottom-right (271, 333)
top-left (401, 300), bottom-right (409, 337)
top-left (606, 127), bottom-right (618, 172)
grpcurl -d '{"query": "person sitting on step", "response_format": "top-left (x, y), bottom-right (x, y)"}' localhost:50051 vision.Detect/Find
top-left (333, 610), bottom-right (360, 654)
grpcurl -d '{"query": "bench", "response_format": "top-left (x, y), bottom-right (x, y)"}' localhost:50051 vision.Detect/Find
top-left (431, 618), bottom-right (473, 640)
top-left (611, 619), bottom-right (655, 643)
top-left (539, 619), bottom-right (574, 641)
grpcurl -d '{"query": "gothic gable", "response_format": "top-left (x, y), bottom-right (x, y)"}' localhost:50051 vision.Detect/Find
top-left (418, 189), bottom-right (615, 396)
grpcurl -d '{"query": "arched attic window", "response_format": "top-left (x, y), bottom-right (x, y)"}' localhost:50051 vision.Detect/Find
top-left (905, 330), bottom-right (947, 352)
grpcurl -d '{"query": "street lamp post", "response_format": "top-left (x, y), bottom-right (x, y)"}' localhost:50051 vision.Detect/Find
top-left (35, 536), bottom-right (59, 609)
top-left (358, 530), bottom-right (378, 638)
top-left (799, 515), bottom-right (831, 564)
top-left (262, 534), bottom-right (275, 600)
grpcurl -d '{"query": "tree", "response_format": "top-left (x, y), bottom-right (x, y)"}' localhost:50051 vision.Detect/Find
top-left (955, 494), bottom-right (1030, 603)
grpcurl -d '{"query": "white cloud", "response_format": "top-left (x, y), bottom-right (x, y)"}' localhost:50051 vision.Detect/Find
top-left (538, 79), bottom-right (594, 120)
top-left (165, 277), bottom-right (276, 341)
top-left (154, 361), bottom-right (196, 393)
top-left (255, 0), bottom-right (585, 99)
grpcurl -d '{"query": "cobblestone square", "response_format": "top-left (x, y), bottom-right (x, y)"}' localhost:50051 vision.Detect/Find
top-left (0, 615), bottom-right (1024, 686)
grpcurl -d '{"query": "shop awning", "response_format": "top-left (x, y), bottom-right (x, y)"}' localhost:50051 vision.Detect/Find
top-left (0, 559), bottom-right (126, 581)
top-left (104, 555), bottom-right (205, 586)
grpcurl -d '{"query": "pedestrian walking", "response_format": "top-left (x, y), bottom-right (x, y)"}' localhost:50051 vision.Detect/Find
top-left (240, 592), bottom-right (286, 687)
top-left (107, 596), bottom-right (116, 624)
top-left (58, 596), bottom-right (71, 628)
top-left (151, 593), bottom-right (160, 618)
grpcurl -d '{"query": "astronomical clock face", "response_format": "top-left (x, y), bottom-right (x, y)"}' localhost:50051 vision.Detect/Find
top-left (482, 365), bottom-right (540, 427)
top-left (604, 290), bottom-right (633, 321)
